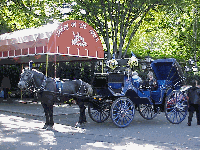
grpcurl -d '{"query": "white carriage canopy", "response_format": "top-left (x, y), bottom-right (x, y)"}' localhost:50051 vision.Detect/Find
top-left (0, 20), bottom-right (104, 65)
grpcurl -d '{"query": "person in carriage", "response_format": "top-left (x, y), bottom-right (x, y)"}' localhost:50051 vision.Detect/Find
top-left (132, 71), bottom-right (142, 83)
top-left (147, 71), bottom-right (157, 91)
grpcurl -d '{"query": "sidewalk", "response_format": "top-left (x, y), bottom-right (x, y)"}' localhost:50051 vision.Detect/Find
top-left (0, 98), bottom-right (80, 117)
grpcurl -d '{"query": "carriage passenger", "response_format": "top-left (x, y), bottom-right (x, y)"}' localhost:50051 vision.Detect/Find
top-left (147, 71), bottom-right (157, 91)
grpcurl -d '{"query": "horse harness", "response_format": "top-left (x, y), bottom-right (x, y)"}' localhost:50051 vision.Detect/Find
top-left (21, 69), bottom-right (88, 96)
top-left (55, 79), bottom-right (88, 96)
top-left (77, 79), bottom-right (88, 96)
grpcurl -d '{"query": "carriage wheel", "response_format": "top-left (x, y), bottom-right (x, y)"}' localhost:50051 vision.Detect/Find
top-left (88, 103), bottom-right (110, 123)
top-left (111, 97), bottom-right (134, 127)
top-left (138, 104), bottom-right (158, 120)
top-left (165, 90), bottom-right (188, 124)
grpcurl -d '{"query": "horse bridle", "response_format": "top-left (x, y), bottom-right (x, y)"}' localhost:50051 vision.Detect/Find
top-left (20, 69), bottom-right (47, 92)
top-left (20, 69), bottom-right (34, 90)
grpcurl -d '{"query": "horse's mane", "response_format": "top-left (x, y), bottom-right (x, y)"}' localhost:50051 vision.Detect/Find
top-left (79, 79), bottom-right (93, 96)
top-left (32, 69), bottom-right (44, 76)
top-left (22, 68), bottom-right (44, 76)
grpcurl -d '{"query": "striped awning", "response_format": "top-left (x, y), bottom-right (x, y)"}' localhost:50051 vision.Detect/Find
top-left (0, 20), bottom-right (104, 64)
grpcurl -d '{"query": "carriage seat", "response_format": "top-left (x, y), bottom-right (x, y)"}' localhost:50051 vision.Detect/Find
top-left (150, 80), bottom-right (166, 103)
top-left (157, 80), bottom-right (166, 89)
top-left (108, 73), bottom-right (124, 93)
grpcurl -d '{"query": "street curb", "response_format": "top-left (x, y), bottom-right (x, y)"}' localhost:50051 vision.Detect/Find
top-left (0, 109), bottom-right (43, 117)
top-left (0, 99), bottom-right (80, 117)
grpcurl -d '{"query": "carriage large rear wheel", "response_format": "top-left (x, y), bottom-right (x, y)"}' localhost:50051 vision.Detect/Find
top-left (88, 102), bottom-right (110, 123)
top-left (111, 97), bottom-right (135, 127)
top-left (165, 90), bottom-right (188, 124)
top-left (138, 104), bottom-right (158, 120)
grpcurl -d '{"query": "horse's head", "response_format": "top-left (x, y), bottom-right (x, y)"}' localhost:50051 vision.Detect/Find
top-left (18, 68), bottom-right (34, 90)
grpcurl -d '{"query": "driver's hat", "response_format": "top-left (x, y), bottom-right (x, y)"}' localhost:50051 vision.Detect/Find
top-left (132, 71), bottom-right (138, 76)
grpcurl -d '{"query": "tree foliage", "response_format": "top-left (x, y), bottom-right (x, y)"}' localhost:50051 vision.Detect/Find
top-left (130, 0), bottom-right (200, 64)
top-left (67, 0), bottom-right (162, 59)
top-left (0, 0), bottom-right (199, 64)
top-left (0, 0), bottom-right (62, 34)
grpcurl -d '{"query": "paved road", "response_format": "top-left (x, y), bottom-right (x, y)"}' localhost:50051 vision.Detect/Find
top-left (0, 99), bottom-right (200, 150)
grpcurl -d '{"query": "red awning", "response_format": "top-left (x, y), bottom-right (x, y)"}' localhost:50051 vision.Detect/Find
top-left (0, 20), bottom-right (104, 64)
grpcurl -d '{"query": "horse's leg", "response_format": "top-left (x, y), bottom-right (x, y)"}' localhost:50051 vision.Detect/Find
top-left (77, 99), bottom-right (86, 124)
top-left (80, 104), bottom-right (86, 123)
top-left (48, 104), bottom-right (54, 127)
top-left (42, 103), bottom-right (50, 129)
top-left (41, 92), bottom-right (55, 128)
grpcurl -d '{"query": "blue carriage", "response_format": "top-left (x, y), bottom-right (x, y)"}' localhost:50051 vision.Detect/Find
top-left (88, 58), bottom-right (188, 127)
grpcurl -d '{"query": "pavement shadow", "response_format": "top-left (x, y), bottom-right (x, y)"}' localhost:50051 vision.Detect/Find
top-left (0, 113), bottom-right (88, 150)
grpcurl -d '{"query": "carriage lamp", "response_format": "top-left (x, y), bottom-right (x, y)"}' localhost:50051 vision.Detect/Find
top-left (106, 59), bottom-right (118, 70)
top-left (94, 97), bottom-right (102, 101)
top-left (128, 55), bottom-right (138, 68)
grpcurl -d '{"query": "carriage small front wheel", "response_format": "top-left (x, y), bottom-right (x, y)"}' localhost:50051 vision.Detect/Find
top-left (165, 90), bottom-right (188, 124)
top-left (88, 102), bottom-right (110, 123)
top-left (138, 104), bottom-right (158, 120)
top-left (111, 97), bottom-right (135, 127)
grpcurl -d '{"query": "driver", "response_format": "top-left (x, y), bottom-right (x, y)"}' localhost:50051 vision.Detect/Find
top-left (132, 71), bottom-right (142, 87)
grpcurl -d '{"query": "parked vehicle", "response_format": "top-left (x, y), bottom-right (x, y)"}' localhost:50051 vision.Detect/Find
top-left (88, 58), bottom-right (188, 127)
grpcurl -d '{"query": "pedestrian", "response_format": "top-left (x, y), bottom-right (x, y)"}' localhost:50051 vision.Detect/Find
top-left (0, 88), bottom-right (4, 98)
top-left (187, 79), bottom-right (200, 126)
top-left (1, 75), bottom-right (11, 100)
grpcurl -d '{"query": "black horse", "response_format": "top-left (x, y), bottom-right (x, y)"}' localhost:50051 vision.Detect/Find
top-left (18, 68), bottom-right (93, 129)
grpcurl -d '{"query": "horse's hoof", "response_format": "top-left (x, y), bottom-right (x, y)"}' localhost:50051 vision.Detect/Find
top-left (75, 122), bottom-right (81, 128)
top-left (47, 126), bottom-right (53, 130)
top-left (42, 125), bottom-right (48, 129)
top-left (75, 121), bottom-right (87, 128)
top-left (75, 122), bottom-right (86, 128)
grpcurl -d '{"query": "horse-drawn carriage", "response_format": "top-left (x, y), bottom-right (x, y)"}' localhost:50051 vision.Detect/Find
top-left (18, 57), bottom-right (188, 128)
top-left (87, 58), bottom-right (188, 127)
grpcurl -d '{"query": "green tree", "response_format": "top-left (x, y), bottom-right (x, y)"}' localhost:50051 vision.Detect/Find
top-left (1, 0), bottom-right (199, 63)
top-left (0, 0), bottom-right (63, 34)
top-left (65, 0), bottom-right (164, 59)
top-left (129, 0), bottom-right (199, 64)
